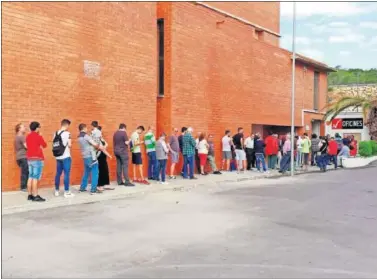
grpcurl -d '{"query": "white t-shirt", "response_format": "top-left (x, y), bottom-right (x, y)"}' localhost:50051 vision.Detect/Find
top-left (54, 130), bottom-right (71, 160)
top-left (222, 135), bottom-right (231, 152)
top-left (198, 140), bottom-right (209, 154)
top-left (244, 137), bottom-right (254, 149)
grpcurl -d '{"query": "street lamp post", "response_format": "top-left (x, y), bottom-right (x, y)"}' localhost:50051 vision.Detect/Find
top-left (290, 2), bottom-right (296, 176)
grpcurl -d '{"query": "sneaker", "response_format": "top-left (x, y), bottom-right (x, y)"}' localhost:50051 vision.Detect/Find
top-left (124, 182), bottom-right (135, 187)
top-left (263, 171), bottom-right (270, 174)
top-left (140, 180), bottom-right (150, 185)
top-left (32, 195), bottom-right (46, 202)
top-left (190, 177), bottom-right (198, 180)
top-left (169, 176), bottom-right (176, 179)
top-left (90, 191), bottom-right (97, 195)
top-left (160, 181), bottom-right (169, 185)
top-left (64, 191), bottom-right (75, 198)
top-left (21, 188), bottom-right (27, 192)
top-left (79, 189), bottom-right (87, 193)
top-left (54, 191), bottom-right (60, 197)
top-left (27, 194), bottom-right (33, 201)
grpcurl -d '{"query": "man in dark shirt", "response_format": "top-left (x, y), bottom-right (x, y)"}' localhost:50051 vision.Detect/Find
top-left (178, 127), bottom-right (187, 175)
top-left (233, 127), bottom-right (246, 173)
top-left (113, 123), bottom-right (134, 186)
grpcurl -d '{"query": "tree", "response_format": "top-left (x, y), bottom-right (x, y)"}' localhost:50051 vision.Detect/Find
top-left (324, 96), bottom-right (377, 140)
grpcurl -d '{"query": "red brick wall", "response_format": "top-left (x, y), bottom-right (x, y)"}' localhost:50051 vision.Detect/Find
top-left (2, 2), bottom-right (157, 191)
top-left (167, 3), bottom-right (327, 167)
top-left (207, 2), bottom-right (280, 34)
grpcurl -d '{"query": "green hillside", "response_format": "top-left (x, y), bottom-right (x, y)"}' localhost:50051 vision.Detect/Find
top-left (328, 67), bottom-right (377, 86)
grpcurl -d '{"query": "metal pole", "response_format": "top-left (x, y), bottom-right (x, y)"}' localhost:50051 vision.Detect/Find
top-left (290, 2), bottom-right (296, 176)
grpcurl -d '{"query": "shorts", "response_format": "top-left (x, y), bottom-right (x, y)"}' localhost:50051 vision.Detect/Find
top-left (303, 153), bottom-right (309, 165)
top-left (198, 153), bottom-right (208, 166)
top-left (132, 152), bottom-right (142, 165)
top-left (170, 152), bottom-right (179, 163)
top-left (28, 160), bottom-right (44, 180)
top-left (222, 151), bottom-right (232, 160)
top-left (235, 149), bottom-right (246, 161)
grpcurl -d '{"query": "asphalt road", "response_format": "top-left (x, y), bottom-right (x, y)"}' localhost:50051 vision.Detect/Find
top-left (2, 164), bottom-right (377, 278)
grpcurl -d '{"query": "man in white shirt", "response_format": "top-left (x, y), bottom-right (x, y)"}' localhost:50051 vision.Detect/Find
top-left (245, 134), bottom-right (255, 170)
top-left (221, 130), bottom-right (233, 171)
top-left (53, 119), bottom-right (74, 198)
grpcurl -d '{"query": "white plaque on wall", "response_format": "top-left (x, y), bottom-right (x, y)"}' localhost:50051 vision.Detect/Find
top-left (83, 60), bottom-right (100, 79)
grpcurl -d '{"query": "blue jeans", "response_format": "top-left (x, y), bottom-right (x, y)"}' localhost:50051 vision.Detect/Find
top-left (296, 150), bottom-right (302, 167)
top-left (147, 151), bottom-right (159, 179)
top-left (158, 159), bottom-right (167, 182)
top-left (183, 155), bottom-right (194, 178)
top-left (255, 153), bottom-right (267, 172)
top-left (280, 152), bottom-right (291, 173)
top-left (317, 154), bottom-right (328, 170)
top-left (328, 155), bottom-right (338, 169)
top-left (80, 157), bottom-right (99, 192)
top-left (55, 157), bottom-right (72, 191)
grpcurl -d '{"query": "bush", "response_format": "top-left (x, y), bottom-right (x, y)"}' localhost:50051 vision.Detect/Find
top-left (359, 141), bottom-right (373, 157)
top-left (370, 140), bottom-right (377, 155)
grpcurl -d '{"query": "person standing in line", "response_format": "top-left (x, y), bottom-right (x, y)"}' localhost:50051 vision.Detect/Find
top-left (15, 123), bottom-right (28, 192)
top-left (221, 130), bottom-right (233, 171)
top-left (144, 126), bottom-right (158, 181)
top-left (178, 127), bottom-right (187, 176)
top-left (206, 134), bottom-right (222, 174)
top-left (254, 133), bottom-right (268, 173)
top-left (195, 131), bottom-right (202, 174)
top-left (233, 127), bottom-right (247, 173)
top-left (97, 126), bottom-right (114, 190)
top-left (113, 123), bottom-right (134, 187)
top-left (197, 132), bottom-right (209, 175)
top-left (276, 135), bottom-right (284, 169)
top-left (317, 136), bottom-right (329, 172)
top-left (310, 133), bottom-right (320, 166)
top-left (131, 126), bottom-right (149, 184)
top-left (245, 133), bottom-right (255, 171)
top-left (265, 132), bottom-right (279, 170)
top-left (296, 135), bottom-right (303, 168)
top-left (53, 119), bottom-right (74, 198)
top-left (335, 132), bottom-right (343, 155)
top-left (349, 135), bottom-right (358, 157)
top-left (328, 136), bottom-right (338, 169)
top-left (338, 140), bottom-right (350, 168)
top-left (182, 127), bottom-right (197, 179)
top-left (301, 133), bottom-right (311, 172)
top-left (167, 128), bottom-right (180, 179)
top-left (26, 121), bottom-right (47, 202)
top-left (156, 132), bottom-right (169, 184)
top-left (78, 123), bottom-right (104, 194)
top-left (279, 134), bottom-right (292, 174)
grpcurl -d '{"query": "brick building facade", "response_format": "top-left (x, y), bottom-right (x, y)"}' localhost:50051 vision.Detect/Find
top-left (2, 2), bottom-right (333, 191)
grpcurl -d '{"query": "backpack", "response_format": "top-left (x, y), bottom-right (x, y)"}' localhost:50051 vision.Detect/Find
top-left (52, 131), bottom-right (67, 157)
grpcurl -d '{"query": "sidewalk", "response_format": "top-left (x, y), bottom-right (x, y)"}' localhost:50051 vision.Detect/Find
top-left (2, 165), bottom-right (334, 215)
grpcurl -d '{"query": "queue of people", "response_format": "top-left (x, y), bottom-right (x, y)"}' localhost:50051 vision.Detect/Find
top-left (14, 120), bottom-right (359, 202)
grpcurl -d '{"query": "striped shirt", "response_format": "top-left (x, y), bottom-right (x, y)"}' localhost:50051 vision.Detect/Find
top-left (144, 131), bottom-right (156, 153)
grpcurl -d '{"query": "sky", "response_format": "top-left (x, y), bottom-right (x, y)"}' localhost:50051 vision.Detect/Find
top-left (279, 2), bottom-right (377, 70)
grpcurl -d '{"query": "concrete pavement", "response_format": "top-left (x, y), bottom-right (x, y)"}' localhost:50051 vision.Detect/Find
top-left (2, 165), bottom-right (335, 215)
top-left (2, 163), bottom-right (377, 278)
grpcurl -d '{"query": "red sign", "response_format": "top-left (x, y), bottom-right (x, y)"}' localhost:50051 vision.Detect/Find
top-left (331, 118), bottom-right (343, 129)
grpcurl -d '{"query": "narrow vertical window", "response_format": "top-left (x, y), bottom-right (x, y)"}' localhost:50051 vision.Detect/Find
top-left (313, 71), bottom-right (319, 110)
top-left (157, 18), bottom-right (164, 97)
